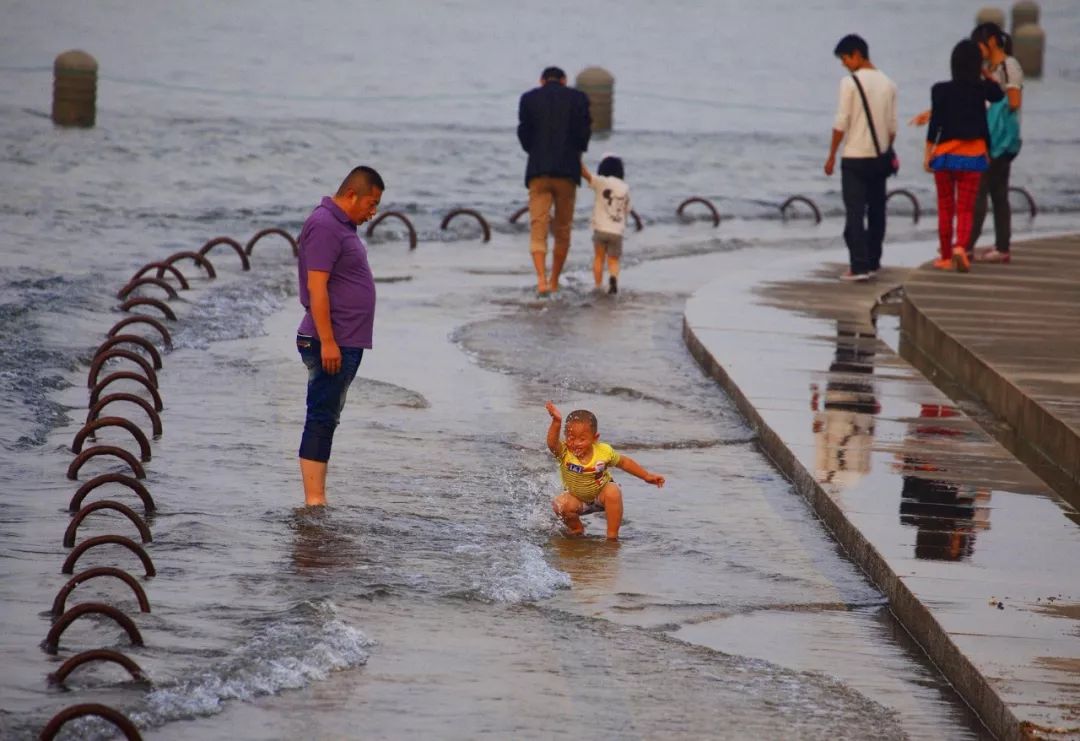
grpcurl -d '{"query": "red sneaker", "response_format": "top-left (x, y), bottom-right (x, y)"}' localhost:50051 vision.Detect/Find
top-left (975, 249), bottom-right (1011, 264)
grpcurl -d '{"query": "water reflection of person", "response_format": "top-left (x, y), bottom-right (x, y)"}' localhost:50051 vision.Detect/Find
top-left (896, 403), bottom-right (990, 561)
top-left (548, 535), bottom-right (620, 600)
top-left (290, 509), bottom-right (352, 571)
top-left (811, 322), bottom-right (879, 488)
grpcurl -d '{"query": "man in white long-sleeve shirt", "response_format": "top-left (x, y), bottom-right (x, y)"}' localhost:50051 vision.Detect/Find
top-left (824, 34), bottom-right (897, 282)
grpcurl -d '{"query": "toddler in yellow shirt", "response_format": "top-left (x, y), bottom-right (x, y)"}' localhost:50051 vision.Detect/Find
top-left (545, 401), bottom-right (665, 540)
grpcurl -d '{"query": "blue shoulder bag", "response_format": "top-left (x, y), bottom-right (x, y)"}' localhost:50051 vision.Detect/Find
top-left (987, 63), bottom-right (1021, 160)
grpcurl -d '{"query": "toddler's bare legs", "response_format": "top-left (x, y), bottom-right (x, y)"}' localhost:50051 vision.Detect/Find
top-left (597, 482), bottom-right (623, 540)
top-left (552, 492), bottom-right (586, 536)
top-left (593, 243), bottom-right (606, 287)
top-left (607, 256), bottom-right (620, 279)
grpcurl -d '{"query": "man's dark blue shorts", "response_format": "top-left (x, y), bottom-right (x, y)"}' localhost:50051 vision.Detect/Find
top-left (297, 333), bottom-right (363, 463)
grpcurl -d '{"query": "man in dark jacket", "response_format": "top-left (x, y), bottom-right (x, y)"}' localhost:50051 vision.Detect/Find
top-left (518, 66), bottom-right (592, 294)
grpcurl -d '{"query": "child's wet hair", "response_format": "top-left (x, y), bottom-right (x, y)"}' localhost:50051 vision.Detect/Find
top-left (565, 409), bottom-right (598, 433)
top-left (597, 156), bottom-right (624, 179)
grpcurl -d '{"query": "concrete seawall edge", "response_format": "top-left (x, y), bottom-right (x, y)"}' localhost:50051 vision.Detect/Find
top-left (681, 314), bottom-right (1022, 740)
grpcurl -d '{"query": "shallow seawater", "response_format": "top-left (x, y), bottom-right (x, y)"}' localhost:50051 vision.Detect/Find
top-left (4, 0), bottom-right (1080, 738)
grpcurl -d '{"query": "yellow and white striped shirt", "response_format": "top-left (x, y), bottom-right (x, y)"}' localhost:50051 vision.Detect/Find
top-left (556, 441), bottom-right (621, 503)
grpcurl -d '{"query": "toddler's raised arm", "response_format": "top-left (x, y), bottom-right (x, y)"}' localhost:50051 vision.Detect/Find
top-left (545, 401), bottom-right (562, 456)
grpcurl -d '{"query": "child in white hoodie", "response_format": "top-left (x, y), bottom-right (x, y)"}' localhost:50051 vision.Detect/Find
top-left (581, 155), bottom-right (630, 294)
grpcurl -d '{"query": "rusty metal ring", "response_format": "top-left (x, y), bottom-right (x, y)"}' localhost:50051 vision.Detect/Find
top-left (440, 208), bottom-right (491, 242)
top-left (130, 261), bottom-right (190, 290)
top-left (116, 277), bottom-right (179, 300)
top-left (158, 250), bottom-right (216, 279)
top-left (61, 534), bottom-right (156, 577)
top-left (70, 474), bottom-right (155, 515)
top-left (1008, 186), bottom-right (1037, 218)
top-left (47, 648), bottom-right (149, 685)
top-left (87, 394), bottom-right (163, 439)
top-left (51, 566), bottom-right (152, 617)
top-left (629, 209), bottom-right (643, 232)
top-left (365, 211), bottom-right (418, 250)
top-left (106, 316), bottom-right (173, 348)
top-left (88, 349), bottom-right (158, 390)
top-left (676, 197), bottom-right (721, 227)
top-left (67, 446), bottom-right (147, 481)
top-left (43, 603), bottom-right (144, 655)
top-left (508, 205), bottom-right (529, 224)
top-left (90, 371), bottom-right (163, 412)
top-left (197, 236), bottom-right (250, 270)
top-left (245, 227), bottom-right (298, 257)
top-left (94, 335), bottom-right (163, 370)
top-left (64, 500), bottom-right (152, 548)
top-left (72, 417), bottom-right (152, 462)
top-left (886, 189), bottom-right (921, 224)
top-left (779, 195), bottom-right (823, 224)
top-left (120, 296), bottom-right (176, 321)
top-left (38, 703), bottom-right (143, 739)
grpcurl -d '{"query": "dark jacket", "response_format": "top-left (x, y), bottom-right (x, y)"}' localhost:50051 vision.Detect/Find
top-left (517, 82), bottom-right (592, 187)
top-left (927, 79), bottom-right (1003, 146)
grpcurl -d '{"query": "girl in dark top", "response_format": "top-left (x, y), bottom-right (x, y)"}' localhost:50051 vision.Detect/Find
top-left (924, 40), bottom-right (1004, 272)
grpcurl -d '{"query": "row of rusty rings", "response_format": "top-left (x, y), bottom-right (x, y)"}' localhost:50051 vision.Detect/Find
top-left (40, 228), bottom-right (298, 741)
top-left (508, 205), bottom-right (648, 232)
top-left (780, 187), bottom-right (1039, 226)
top-left (366, 206), bottom-right (647, 250)
top-left (363, 189), bottom-right (1042, 250)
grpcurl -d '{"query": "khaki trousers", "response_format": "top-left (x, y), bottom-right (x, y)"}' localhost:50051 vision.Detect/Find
top-left (528, 177), bottom-right (576, 255)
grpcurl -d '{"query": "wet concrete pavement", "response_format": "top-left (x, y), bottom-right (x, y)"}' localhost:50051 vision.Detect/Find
top-left (683, 239), bottom-right (1080, 740)
top-left (902, 234), bottom-right (1080, 505)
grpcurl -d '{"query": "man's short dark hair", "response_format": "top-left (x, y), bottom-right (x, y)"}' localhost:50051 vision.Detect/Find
top-left (336, 165), bottom-right (385, 196)
top-left (834, 34), bottom-right (869, 59)
top-left (541, 66), bottom-right (566, 83)
top-left (565, 409), bottom-right (598, 433)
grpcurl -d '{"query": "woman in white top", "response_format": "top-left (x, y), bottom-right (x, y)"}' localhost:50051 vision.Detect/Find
top-left (581, 156), bottom-right (630, 294)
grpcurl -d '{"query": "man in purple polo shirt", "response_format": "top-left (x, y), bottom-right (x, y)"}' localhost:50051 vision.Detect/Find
top-left (295, 165), bottom-right (384, 506)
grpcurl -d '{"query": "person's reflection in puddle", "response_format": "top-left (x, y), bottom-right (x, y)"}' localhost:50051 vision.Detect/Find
top-left (895, 403), bottom-right (991, 561)
top-left (290, 506), bottom-right (355, 572)
top-left (811, 321), bottom-right (880, 488)
top-left (548, 533), bottom-right (621, 599)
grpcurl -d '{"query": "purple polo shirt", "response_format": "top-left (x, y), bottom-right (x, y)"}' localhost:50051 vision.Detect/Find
top-left (296, 196), bottom-right (376, 349)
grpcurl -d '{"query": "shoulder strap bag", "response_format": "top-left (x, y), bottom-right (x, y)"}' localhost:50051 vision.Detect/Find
top-left (987, 62), bottom-right (1022, 160)
top-left (851, 72), bottom-right (899, 177)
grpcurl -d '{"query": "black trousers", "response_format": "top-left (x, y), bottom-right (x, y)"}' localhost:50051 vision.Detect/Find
top-left (841, 158), bottom-right (887, 274)
top-left (967, 156), bottom-right (1012, 254)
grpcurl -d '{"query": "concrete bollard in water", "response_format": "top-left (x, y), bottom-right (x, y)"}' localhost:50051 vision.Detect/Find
top-left (1012, 23), bottom-right (1045, 78)
top-left (575, 67), bottom-right (614, 133)
top-left (976, 7), bottom-right (1006, 28)
top-left (1011, 0), bottom-right (1039, 31)
top-left (52, 50), bottom-right (98, 127)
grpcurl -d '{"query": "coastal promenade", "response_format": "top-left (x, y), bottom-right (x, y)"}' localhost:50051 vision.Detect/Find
top-left (683, 236), bottom-right (1080, 740)
top-left (901, 234), bottom-right (1080, 503)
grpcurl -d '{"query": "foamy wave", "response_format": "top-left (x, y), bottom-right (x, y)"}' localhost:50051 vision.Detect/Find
top-left (136, 613), bottom-right (369, 727)
top-left (68, 600), bottom-right (372, 738)
top-left (469, 542), bottom-right (571, 603)
top-left (169, 272), bottom-right (292, 350)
